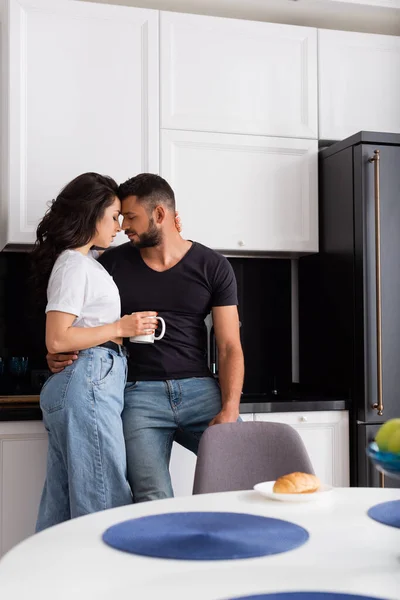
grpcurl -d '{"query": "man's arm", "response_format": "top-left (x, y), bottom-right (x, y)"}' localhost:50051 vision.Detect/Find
top-left (208, 305), bottom-right (244, 426)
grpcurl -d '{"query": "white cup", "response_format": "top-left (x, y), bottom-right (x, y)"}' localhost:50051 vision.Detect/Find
top-left (129, 316), bottom-right (166, 344)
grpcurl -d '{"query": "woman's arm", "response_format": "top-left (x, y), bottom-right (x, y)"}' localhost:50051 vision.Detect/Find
top-left (46, 310), bottom-right (158, 354)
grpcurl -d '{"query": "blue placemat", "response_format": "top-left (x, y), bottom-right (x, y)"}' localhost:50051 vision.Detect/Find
top-left (102, 511), bottom-right (309, 560)
top-left (229, 593), bottom-right (387, 600)
top-left (367, 499), bottom-right (400, 529)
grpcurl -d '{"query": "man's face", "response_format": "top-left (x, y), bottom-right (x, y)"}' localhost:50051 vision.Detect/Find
top-left (121, 195), bottom-right (162, 248)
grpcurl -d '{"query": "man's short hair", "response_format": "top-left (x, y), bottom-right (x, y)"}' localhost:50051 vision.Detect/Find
top-left (118, 173), bottom-right (175, 214)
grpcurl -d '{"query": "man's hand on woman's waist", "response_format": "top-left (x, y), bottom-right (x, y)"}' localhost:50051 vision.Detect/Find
top-left (46, 351), bottom-right (79, 374)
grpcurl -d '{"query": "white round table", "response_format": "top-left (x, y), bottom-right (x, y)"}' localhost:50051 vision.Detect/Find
top-left (0, 488), bottom-right (399, 600)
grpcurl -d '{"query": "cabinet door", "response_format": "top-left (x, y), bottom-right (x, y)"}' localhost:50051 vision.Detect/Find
top-left (0, 422), bottom-right (48, 558)
top-left (169, 442), bottom-right (197, 497)
top-left (161, 130), bottom-right (318, 253)
top-left (254, 411), bottom-right (350, 487)
top-left (161, 12), bottom-right (317, 139)
top-left (318, 29), bottom-right (400, 140)
top-left (1, 0), bottom-right (158, 249)
top-left (239, 414), bottom-right (254, 422)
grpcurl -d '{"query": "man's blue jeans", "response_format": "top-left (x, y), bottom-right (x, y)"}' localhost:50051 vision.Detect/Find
top-left (122, 377), bottom-right (222, 503)
top-left (36, 345), bottom-right (132, 532)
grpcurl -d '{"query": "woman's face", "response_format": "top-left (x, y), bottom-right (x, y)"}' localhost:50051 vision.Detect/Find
top-left (92, 196), bottom-right (121, 248)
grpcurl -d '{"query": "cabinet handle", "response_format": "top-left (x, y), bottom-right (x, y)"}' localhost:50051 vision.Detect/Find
top-left (299, 416), bottom-right (307, 422)
top-left (368, 150), bottom-right (383, 417)
top-left (238, 240), bottom-right (245, 247)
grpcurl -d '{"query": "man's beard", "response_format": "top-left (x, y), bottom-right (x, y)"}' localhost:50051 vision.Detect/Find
top-left (127, 218), bottom-right (162, 249)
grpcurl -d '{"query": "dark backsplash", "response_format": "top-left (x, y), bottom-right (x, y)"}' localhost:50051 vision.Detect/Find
top-left (0, 253), bottom-right (49, 394)
top-left (0, 252), bottom-right (293, 396)
top-left (228, 257), bottom-right (292, 397)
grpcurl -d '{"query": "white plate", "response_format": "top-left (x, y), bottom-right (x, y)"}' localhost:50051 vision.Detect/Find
top-left (253, 480), bottom-right (333, 502)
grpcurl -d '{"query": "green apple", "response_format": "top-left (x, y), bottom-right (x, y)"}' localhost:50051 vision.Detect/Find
top-left (375, 418), bottom-right (400, 452)
top-left (387, 428), bottom-right (400, 454)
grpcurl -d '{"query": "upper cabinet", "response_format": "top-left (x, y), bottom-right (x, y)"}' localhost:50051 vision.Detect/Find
top-left (6, 4), bottom-right (399, 254)
top-left (160, 12), bottom-right (318, 140)
top-left (0, 0), bottom-right (159, 249)
top-left (318, 29), bottom-right (400, 140)
top-left (161, 130), bottom-right (318, 253)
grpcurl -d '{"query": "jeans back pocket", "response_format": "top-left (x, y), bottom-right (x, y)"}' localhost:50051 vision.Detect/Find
top-left (40, 367), bottom-right (75, 413)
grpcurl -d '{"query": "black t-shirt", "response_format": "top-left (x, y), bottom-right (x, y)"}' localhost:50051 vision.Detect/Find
top-left (98, 242), bottom-right (238, 381)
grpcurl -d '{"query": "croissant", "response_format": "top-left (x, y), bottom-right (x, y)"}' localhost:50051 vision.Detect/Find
top-left (273, 472), bottom-right (320, 494)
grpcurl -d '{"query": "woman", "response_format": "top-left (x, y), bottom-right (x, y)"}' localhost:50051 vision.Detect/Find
top-left (31, 173), bottom-right (158, 531)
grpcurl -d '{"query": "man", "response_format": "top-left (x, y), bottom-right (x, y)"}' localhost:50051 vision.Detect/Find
top-left (47, 173), bottom-right (244, 502)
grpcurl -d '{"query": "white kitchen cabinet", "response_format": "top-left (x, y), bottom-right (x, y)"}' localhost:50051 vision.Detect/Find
top-left (0, 0), bottom-right (159, 250)
top-left (169, 442), bottom-right (197, 498)
top-left (161, 129), bottom-right (318, 253)
top-left (318, 29), bottom-right (400, 140)
top-left (0, 421), bottom-right (47, 558)
top-left (239, 414), bottom-right (254, 422)
top-left (254, 411), bottom-right (350, 487)
top-left (170, 413), bottom-right (253, 497)
top-left (161, 12), bottom-right (318, 139)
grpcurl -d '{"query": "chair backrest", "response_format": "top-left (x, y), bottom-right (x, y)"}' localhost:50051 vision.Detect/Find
top-left (192, 421), bottom-right (315, 494)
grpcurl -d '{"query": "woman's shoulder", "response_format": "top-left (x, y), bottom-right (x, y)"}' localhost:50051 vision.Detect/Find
top-left (55, 248), bottom-right (84, 264)
top-left (51, 250), bottom-right (89, 276)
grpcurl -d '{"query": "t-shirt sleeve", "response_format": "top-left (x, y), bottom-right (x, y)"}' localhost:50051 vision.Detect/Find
top-left (211, 257), bottom-right (238, 307)
top-left (46, 260), bottom-right (87, 317)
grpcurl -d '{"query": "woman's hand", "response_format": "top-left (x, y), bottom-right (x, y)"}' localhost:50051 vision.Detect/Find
top-left (117, 311), bottom-right (158, 338)
top-left (175, 211), bottom-right (182, 233)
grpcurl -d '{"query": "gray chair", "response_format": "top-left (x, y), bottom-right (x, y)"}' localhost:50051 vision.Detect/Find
top-left (192, 421), bottom-right (315, 494)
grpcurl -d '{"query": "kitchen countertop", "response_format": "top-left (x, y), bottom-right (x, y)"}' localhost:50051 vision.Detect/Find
top-left (239, 399), bottom-right (348, 413)
top-left (0, 396), bottom-right (42, 421)
top-left (239, 386), bottom-right (349, 413)
top-left (0, 395), bottom-right (349, 421)
top-left (0, 395), bottom-right (40, 404)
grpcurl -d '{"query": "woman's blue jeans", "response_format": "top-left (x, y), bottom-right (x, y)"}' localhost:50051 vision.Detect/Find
top-left (36, 345), bottom-right (132, 532)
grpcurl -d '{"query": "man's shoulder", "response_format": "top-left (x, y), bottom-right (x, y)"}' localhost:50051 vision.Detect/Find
top-left (190, 242), bottom-right (236, 299)
top-left (191, 242), bottom-right (228, 265)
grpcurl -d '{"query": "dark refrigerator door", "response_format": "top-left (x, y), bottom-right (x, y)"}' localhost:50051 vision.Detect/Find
top-left (299, 146), bottom-right (355, 394)
top-left (357, 423), bottom-right (399, 488)
top-left (354, 143), bottom-right (400, 423)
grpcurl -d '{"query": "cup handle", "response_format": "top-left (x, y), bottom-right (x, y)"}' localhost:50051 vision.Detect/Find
top-left (154, 317), bottom-right (166, 341)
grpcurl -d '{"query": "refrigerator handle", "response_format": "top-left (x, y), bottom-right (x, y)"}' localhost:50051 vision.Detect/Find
top-left (369, 149), bottom-right (384, 417)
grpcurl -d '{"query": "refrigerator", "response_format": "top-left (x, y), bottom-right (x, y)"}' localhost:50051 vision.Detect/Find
top-left (299, 131), bottom-right (400, 488)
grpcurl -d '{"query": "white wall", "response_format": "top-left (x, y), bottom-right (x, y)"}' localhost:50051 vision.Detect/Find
top-left (79, 0), bottom-right (400, 35)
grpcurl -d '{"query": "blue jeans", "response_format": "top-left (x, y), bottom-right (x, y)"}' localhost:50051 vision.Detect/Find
top-left (36, 345), bottom-right (132, 532)
top-left (122, 377), bottom-right (222, 503)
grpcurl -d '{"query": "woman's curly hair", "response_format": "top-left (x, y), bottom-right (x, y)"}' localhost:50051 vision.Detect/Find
top-left (30, 172), bottom-right (118, 306)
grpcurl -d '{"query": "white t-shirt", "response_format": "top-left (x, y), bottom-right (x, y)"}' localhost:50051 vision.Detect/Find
top-left (46, 249), bottom-right (121, 327)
